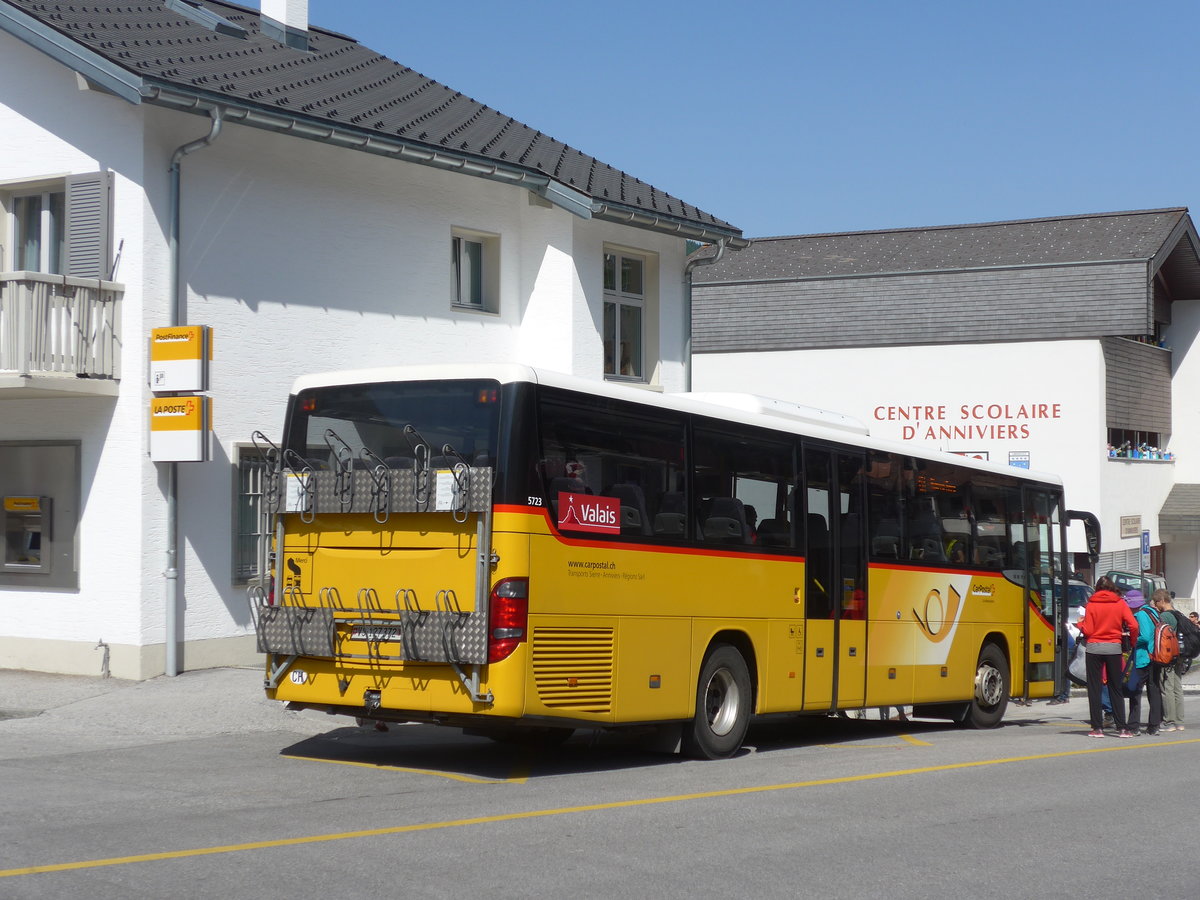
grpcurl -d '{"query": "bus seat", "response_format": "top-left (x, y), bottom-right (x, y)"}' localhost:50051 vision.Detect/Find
top-left (757, 518), bottom-right (791, 547)
top-left (609, 483), bottom-right (651, 535)
top-left (703, 497), bottom-right (748, 544)
top-left (908, 513), bottom-right (943, 561)
top-left (872, 517), bottom-right (901, 558)
top-left (653, 492), bottom-right (686, 535)
top-left (872, 535), bottom-right (899, 558)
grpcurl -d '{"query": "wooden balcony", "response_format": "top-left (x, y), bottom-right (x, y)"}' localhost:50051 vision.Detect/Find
top-left (0, 272), bottom-right (122, 398)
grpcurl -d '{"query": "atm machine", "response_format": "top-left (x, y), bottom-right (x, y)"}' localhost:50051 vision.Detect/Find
top-left (3, 496), bottom-right (51, 574)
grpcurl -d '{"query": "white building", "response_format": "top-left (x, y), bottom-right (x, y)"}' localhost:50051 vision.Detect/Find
top-left (690, 210), bottom-right (1200, 601)
top-left (0, 0), bottom-right (744, 678)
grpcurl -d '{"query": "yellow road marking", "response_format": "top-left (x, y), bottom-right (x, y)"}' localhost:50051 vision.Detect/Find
top-left (3, 737), bottom-right (1196, 879)
top-left (280, 754), bottom-right (519, 785)
top-left (899, 733), bottom-right (933, 746)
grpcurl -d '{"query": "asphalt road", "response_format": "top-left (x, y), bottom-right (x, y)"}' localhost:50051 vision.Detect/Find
top-left (1, 668), bottom-right (1196, 899)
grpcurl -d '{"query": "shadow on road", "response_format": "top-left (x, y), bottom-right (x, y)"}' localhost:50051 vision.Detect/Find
top-left (279, 713), bottom-right (974, 779)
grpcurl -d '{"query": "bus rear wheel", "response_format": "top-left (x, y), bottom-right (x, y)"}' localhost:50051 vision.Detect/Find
top-left (682, 644), bottom-right (751, 760)
top-left (965, 643), bottom-right (1009, 729)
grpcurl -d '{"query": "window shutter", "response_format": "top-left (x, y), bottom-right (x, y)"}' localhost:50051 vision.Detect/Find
top-left (64, 171), bottom-right (113, 279)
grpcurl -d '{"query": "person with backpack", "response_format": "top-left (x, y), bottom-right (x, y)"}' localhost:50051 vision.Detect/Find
top-left (1124, 589), bottom-right (1165, 736)
top-left (1154, 589), bottom-right (1192, 731)
top-left (1078, 576), bottom-right (1138, 738)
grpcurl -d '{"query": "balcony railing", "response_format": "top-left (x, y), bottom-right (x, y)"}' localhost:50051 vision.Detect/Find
top-left (0, 272), bottom-right (122, 391)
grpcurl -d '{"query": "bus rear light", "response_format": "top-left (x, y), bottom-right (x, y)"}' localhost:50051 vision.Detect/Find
top-left (488, 577), bottom-right (529, 663)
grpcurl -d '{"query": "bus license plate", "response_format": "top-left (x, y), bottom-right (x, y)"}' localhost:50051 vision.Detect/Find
top-left (351, 625), bottom-right (403, 642)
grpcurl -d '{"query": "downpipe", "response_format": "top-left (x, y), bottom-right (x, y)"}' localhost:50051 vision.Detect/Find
top-left (163, 108), bottom-right (223, 677)
top-left (682, 238), bottom-right (727, 392)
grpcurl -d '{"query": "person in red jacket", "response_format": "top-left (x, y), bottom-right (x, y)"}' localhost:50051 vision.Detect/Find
top-left (1078, 575), bottom-right (1139, 738)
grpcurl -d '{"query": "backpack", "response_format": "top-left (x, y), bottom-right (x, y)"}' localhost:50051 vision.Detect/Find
top-left (1143, 606), bottom-right (1180, 665)
top-left (1171, 609), bottom-right (1200, 659)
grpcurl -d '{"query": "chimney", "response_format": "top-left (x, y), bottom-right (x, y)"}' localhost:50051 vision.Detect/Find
top-left (261, 0), bottom-right (309, 51)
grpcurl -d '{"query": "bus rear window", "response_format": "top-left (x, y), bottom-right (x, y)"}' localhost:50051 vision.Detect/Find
top-left (284, 379), bottom-right (501, 470)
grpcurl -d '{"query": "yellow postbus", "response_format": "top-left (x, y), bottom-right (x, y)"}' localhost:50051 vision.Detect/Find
top-left (250, 364), bottom-right (1098, 758)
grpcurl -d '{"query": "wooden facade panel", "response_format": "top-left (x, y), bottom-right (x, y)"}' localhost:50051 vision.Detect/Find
top-left (1103, 337), bottom-right (1171, 432)
top-left (693, 263), bottom-right (1148, 352)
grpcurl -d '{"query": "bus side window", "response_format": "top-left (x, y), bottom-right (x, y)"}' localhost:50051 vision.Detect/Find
top-left (694, 421), bottom-right (795, 552)
top-left (536, 389), bottom-right (686, 543)
top-left (864, 451), bottom-right (904, 560)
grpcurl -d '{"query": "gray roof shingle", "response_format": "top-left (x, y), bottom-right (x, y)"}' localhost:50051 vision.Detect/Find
top-left (2, 0), bottom-right (740, 237)
top-left (691, 208), bottom-right (1190, 283)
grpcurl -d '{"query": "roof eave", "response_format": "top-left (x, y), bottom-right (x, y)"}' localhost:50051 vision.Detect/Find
top-left (1149, 212), bottom-right (1200, 280)
top-left (145, 83), bottom-right (745, 243)
top-left (591, 202), bottom-right (747, 248)
top-left (0, 2), bottom-right (145, 104)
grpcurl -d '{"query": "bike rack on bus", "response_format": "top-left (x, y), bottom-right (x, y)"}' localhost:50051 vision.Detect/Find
top-left (324, 429), bottom-right (356, 512)
top-left (360, 447), bottom-right (392, 524)
top-left (248, 582), bottom-right (336, 689)
top-left (250, 432), bottom-right (497, 703)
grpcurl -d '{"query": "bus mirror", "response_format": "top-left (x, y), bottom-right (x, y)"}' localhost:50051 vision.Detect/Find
top-left (1066, 510), bottom-right (1101, 568)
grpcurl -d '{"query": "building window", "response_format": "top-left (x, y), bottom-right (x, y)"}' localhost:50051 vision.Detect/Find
top-left (451, 228), bottom-right (499, 312)
top-left (603, 251), bottom-right (645, 380)
top-left (233, 446), bottom-right (269, 585)
top-left (10, 190), bottom-right (65, 273)
top-left (2, 172), bottom-right (112, 278)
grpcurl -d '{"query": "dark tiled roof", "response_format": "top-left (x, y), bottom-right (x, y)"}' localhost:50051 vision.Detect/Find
top-left (3, 0), bottom-right (739, 236)
top-left (691, 208), bottom-right (1190, 283)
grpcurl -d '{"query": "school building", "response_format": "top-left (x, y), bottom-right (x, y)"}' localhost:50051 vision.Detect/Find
top-left (690, 208), bottom-right (1200, 606)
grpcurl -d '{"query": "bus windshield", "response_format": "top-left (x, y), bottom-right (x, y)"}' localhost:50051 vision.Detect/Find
top-left (283, 379), bottom-right (501, 468)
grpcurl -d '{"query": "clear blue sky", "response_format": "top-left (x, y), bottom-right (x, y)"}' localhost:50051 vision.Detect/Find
top-left (308, 0), bottom-right (1200, 239)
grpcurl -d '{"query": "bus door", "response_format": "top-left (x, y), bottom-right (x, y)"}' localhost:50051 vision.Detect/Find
top-left (802, 446), bottom-right (868, 711)
top-left (1021, 488), bottom-right (1063, 698)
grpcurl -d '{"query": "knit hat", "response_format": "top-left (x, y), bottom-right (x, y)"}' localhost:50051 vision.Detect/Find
top-left (1124, 589), bottom-right (1145, 609)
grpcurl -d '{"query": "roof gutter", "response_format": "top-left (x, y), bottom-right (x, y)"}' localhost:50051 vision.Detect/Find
top-left (593, 202), bottom-right (748, 248)
top-left (143, 84), bottom-right (602, 218)
top-left (144, 85), bottom-right (745, 245)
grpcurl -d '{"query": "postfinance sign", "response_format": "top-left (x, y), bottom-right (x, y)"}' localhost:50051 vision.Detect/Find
top-left (149, 325), bottom-right (211, 392)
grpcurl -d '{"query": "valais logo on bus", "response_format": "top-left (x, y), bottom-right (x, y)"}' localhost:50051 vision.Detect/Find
top-left (557, 492), bottom-right (620, 535)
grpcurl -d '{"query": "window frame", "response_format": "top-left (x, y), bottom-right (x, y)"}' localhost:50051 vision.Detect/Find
top-left (6, 186), bottom-right (65, 274)
top-left (1, 171), bottom-right (112, 278)
top-left (451, 227), bottom-right (499, 313)
top-left (603, 249), bottom-right (648, 383)
top-left (231, 444), bottom-right (270, 586)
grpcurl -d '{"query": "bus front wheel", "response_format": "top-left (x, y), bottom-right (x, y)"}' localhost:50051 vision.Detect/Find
top-left (682, 644), bottom-right (752, 760)
top-left (966, 643), bottom-right (1009, 729)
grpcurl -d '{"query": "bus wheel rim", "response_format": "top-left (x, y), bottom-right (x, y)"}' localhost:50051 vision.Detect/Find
top-left (975, 663), bottom-right (1004, 707)
top-left (705, 668), bottom-right (740, 736)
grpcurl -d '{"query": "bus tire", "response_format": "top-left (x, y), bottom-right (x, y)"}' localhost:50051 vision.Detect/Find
top-left (682, 643), bottom-right (752, 760)
top-left (966, 643), bottom-right (1009, 729)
